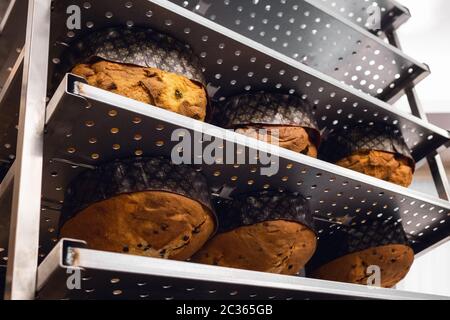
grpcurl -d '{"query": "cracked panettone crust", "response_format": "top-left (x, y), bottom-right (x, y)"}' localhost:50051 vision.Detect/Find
top-left (72, 61), bottom-right (208, 121)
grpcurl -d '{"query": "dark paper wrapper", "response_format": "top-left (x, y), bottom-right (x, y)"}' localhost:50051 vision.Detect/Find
top-left (56, 27), bottom-right (206, 86)
top-left (319, 124), bottom-right (415, 169)
top-left (61, 157), bottom-right (214, 227)
top-left (307, 219), bottom-right (410, 270)
top-left (220, 93), bottom-right (321, 146)
top-left (215, 191), bottom-right (315, 234)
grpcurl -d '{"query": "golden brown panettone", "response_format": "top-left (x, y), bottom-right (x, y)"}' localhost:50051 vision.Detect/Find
top-left (236, 126), bottom-right (318, 157)
top-left (192, 192), bottom-right (317, 275)
top-left (312, 244), bottom-right (414, 288)
top-left (222, 93), bottom-right (320, 156)
top-left (59, 158), bottom-right (216, 260)
top-left (319, 124), bottom-right (415, 187)
top-left (192, 220), bottom-right (317, 275)
top-left (58, 27), bottom-right (209, 121)
top-left (60, 191), bottom-right (215, 260)
top-left (336, 150), bottom-right (414, 187)
top-left (72, 61), bottom-right (208, 121)
top-left (308, 220), bottom-right (414, 288)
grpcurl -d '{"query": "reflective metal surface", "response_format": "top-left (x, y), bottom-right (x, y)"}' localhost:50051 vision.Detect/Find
top-left (5, 0), bottom-right (51, 300)
top-left (36, 240), bottom-right (449, 300)
top-left (168, 0), bottom-right (426, 101)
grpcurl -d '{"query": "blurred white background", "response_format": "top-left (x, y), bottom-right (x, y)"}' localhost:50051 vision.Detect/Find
top-left (393, 0), bottom-right (450, 296)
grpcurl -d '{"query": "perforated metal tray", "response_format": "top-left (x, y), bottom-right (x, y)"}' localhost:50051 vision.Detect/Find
top-left (0, 0), bottom-right (26, 90)
top-left (46, 0), bottom-right (447, 164)
top-left (166, 0), bottom-right (425, 102)
top-left (307, 0), bottom-right (410, 35)
top-left (36, 239), bottom-right (449, 300)
top-left (36, 74), bottom-right (450, 260)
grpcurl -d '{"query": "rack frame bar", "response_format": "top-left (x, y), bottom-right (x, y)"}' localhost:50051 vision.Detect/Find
top-left (386, 30), bottom-right (450, 202)
top-left (4, 0), bottom-right (51, 300)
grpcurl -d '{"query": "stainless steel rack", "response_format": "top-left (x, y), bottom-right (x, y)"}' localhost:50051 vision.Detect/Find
top-left (36, 239), bottom-right (449, 300)
top-left (168, 0), bottom-right (427, 103)
top-left (1, 0), bottom-right (450, 300)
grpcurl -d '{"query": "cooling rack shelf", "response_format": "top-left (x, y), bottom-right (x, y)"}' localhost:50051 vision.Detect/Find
top-left (307, 0), bottom-right (410, 35)
top-left (0, 0), bottom-right (26, 90)
top-left (47, 0), bottom-right (447, 164)
top-left (167, 0), bottom-right (425, 102)
top-left (37, 74), bottom-right (450, 259)
top-left (36, 239), bottom-right (449, 300)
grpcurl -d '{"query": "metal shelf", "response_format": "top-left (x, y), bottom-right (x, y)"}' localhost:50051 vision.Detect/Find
top-left (36, 239), bottom-right (449, 300)
top-left (37, 74), bottom-right (450, 259)
top-left (307, 0), bottom-right (410, 35)
top-left (0, 50), bottom-right (23, 181)
top-left (0, 0), bottom-right (26, 90)
top-left (166, 0), bottom-right (425, 102)
top-left (47, 0), bottom-right (448, 163)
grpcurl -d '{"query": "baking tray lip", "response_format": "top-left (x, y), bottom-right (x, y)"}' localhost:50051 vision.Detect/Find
top-left (35, 240), bottom-right (450, 300)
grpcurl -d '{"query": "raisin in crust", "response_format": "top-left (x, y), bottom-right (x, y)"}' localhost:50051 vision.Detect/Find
top-left (60, 191), bottom-right (215, 260)
top-left (192, 220), bottom-right (317, 275)
top-left (72, 61), bottom-right (208, 121)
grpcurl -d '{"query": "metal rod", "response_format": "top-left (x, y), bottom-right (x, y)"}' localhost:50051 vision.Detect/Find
top-left (386, 30), bottom-right (450, 201)
top-left (5, 0), bottom-right (51, 300)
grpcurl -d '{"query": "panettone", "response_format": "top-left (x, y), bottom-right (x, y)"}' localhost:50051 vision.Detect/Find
top-left (192, 192), bottom-right (317, 275)
top-left (320, 124), bottom-right (415, 187)
top-left (221, 93), bottom-right (320, 157)
top-left (63, 27), bottom-right (208, 121)
top-left (308, 220), bottom-right (414, 288)
top-left (60, 157), bottom-right (216, 261)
